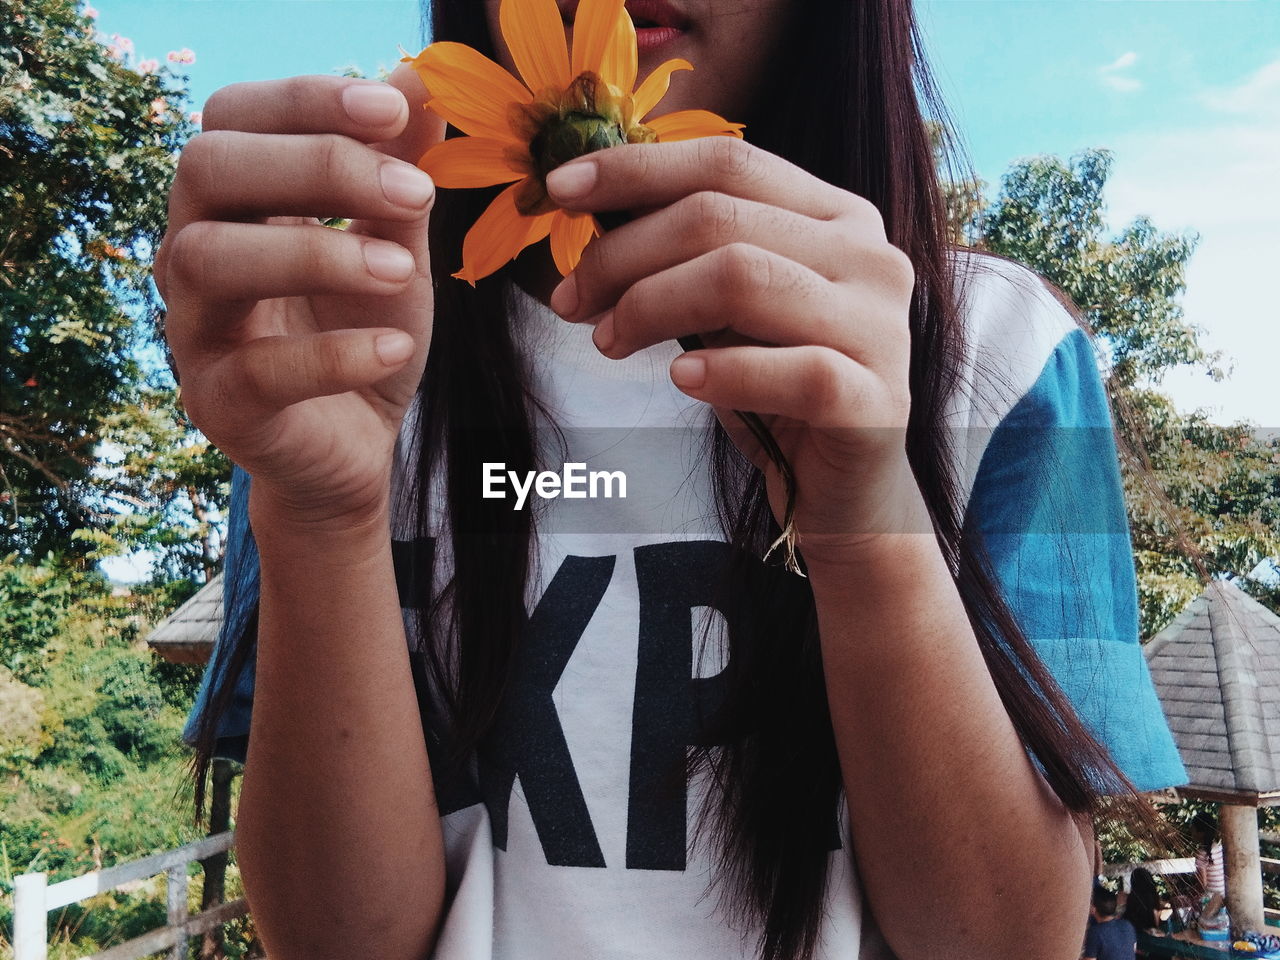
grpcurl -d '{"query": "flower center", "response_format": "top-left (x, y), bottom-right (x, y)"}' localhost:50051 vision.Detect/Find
top-left (529, 110), bottom-right (627, 182)
top-left (510, 71), bottom-right (655, 216)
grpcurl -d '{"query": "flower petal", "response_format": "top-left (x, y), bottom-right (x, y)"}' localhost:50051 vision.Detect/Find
top-left (454, 180), bottom-right (556, 286)
top-left (499, 0), bottom-right (571, 95)
top-left (632, 58), bottom-right (692, 120)
top-left (599, 5), bottom-right (637, 94)
top-left (571, 0), bottom-right (625, 80)
top-left (407, 41), bottom-right (531, 142)
top-left (549, 211), bottom-right (598, 277)
top-left (424, 99), bottom-right (518, 144)
top-left (648, 109), bottom-right (746, 142)
top-left (417, 137), bottom-right (529, 188)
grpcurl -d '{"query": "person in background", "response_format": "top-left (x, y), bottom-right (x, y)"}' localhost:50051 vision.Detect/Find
top-left (1122, 867), bottom-right (1164, 957)
top-left (1084, 886), bottom-right (1138, 960)
top-left (1192, 811), bottom-right (1227, 900)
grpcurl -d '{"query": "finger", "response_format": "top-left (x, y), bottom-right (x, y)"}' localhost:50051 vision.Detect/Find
top-left (168, 131), bottom-right (435, 237)
top-left (202, 75), bottom-right (411, 143)
top-left (544, 137), bottom-right (883, 230)
top-left (667, 344), bottom-right (882, 429)
top-left (345, 64), bottom-right (445, 259)
top-left (163, 221), bottom-right (417, 334)
top-left (595, 244), bottom-right (856, 360)
top-left (209, 328), bottom-right (417, 413)
top-left (373, 63), bottom-right (447, 165)
top-left (554, 191), bottom-right (856, 321)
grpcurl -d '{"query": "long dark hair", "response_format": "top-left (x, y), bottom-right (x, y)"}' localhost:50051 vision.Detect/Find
top-left (1123, 867), bottom-right (1161, 932)
top-left (1192, 810), bottom-right (1220, 857)
top-left (188, 1), bottom-right (1179, 958)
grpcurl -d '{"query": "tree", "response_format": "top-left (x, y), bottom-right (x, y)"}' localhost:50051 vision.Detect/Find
top-left (85, 382), bottom-right (230, 585)
top-left (0, 0), bottom-right (196, 559)
top-left (977, 152), bottom-right (1214, 391)
top-left (944, 149), bottom-right (1280, 633)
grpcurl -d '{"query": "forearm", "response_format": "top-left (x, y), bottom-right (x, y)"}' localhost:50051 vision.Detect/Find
top-left (235, 492), bottom-right (445, 960)
top-left (806, 490), bottom-right (1092, 960)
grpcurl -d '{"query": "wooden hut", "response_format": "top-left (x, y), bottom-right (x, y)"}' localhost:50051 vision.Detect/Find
top-left (144, 572), bottom-right (224, 665)
top-left (1145, 578), bottom-right (1280, 930)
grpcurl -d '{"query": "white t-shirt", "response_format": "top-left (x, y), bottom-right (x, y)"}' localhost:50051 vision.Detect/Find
top-left (184, 248), bottom-right (1189, 959)
top-left (393, 277), bottom-right (866, 960)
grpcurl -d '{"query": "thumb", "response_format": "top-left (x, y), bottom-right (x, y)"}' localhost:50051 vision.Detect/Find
top-left (375, 62), bottom-right (446, 166)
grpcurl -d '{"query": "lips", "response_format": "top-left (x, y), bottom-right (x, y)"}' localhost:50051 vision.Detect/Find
top-left (558, 0), bottom-right (691, 32)
top-left (621, 0), bottom-right (690, 30)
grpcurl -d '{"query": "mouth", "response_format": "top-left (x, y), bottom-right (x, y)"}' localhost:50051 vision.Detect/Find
top-left (558, 0), bottom-right (692, 34)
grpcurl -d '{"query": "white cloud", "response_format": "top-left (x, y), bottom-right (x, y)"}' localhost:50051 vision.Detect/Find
top-left (1099, 51), bottom-right (1142, 92)
top-left (1103, 51), bottom-right (1139, 72)
top-left (1200, 58), bottom-right (1280, 117)
top-left (1101, 60), bottom-right (1280, 425)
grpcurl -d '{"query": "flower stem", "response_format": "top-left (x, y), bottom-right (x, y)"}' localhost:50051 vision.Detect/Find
top-left (675, 333), bottom-right (803, 577)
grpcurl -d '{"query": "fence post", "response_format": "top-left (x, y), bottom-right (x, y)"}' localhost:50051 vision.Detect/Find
top-left (13, 872), bottom-right (48, 960)
top-left (166, 864), bottom-right (189, 960)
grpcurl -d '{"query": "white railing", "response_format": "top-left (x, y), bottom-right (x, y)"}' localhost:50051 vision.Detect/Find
top-left (11, 830), bottom-right (247, 960)
top-left (1104, 856), bottom-right (1198, 886)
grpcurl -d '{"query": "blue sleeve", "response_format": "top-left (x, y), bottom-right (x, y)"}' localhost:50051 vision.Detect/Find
top-left (182, 464), bottom-right (260, 764)
top-left (961, 326), bottom-right (1188, 792)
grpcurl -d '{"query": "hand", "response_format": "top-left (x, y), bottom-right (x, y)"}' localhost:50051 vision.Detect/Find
top-left (543, 137), bottom-right (924, 563)
top-left (154, 70), bottom-right (444, 527)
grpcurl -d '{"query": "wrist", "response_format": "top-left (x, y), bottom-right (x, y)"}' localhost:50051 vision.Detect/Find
top-left (803, 525), bottom-right (942, 601)
top-left (248, 481), bottom-right (393, 564)
top-left (799, 456), bottom-right (937, 576)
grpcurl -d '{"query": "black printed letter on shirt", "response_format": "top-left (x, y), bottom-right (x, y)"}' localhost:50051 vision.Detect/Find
top-left (478, 554), bottom-right (615, 867)
top-left (627, 540), bottom-right (735, 871)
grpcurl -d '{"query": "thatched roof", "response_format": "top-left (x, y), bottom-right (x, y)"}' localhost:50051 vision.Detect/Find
top-left (145, 573), bottom-right (222, 665)
top-left (1145, 579), bottom-right (1280, 803)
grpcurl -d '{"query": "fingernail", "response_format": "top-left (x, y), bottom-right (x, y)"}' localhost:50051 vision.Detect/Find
top-left (342, 84), bottom-right (406, 126)
top-left (363, 241), bottom-right (415, 281)
top-left (380, 163), bottom-right (435, 208)
top-left (375, 332), bottom-right (414, 366)
top-left (546, 161), bottom-right (598, 200)
top-left (550, 274), bottom-right (578, 318)
top-left (670, 355), bottom-right (706, 389)
top-left (592, 310), bottom-right (615, 353)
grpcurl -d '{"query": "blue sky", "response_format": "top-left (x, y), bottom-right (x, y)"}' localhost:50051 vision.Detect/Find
top-left (90, 0), bottom-right (1279, 429)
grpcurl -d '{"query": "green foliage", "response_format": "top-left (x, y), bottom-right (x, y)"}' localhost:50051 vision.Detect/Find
top-left (0, 552), bottom-right (75, 682)
top-left (0, 555), bottom-right (224, 955)
top-left (0, 551), bottom-right (148, 685)
top-left (0, 0), bottom-right (197, 559)
top-left (978, 151), bottom-right (1219, 390)
top-left (1094, 794), bottom-right (1207, 864)
top-left (1122, 390), bottom-right (1280, 625)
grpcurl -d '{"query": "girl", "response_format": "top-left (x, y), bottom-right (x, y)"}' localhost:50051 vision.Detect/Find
top-left (162, 1), bottom-right (1188, 958)
top-left (1123, 867), bottom-right (1165, 957)
top-left (1192, 811), bottom-right (1227, 900)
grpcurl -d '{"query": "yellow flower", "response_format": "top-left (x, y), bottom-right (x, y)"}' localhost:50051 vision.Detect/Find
top-left (400, 0), bottom-right (744, 286)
